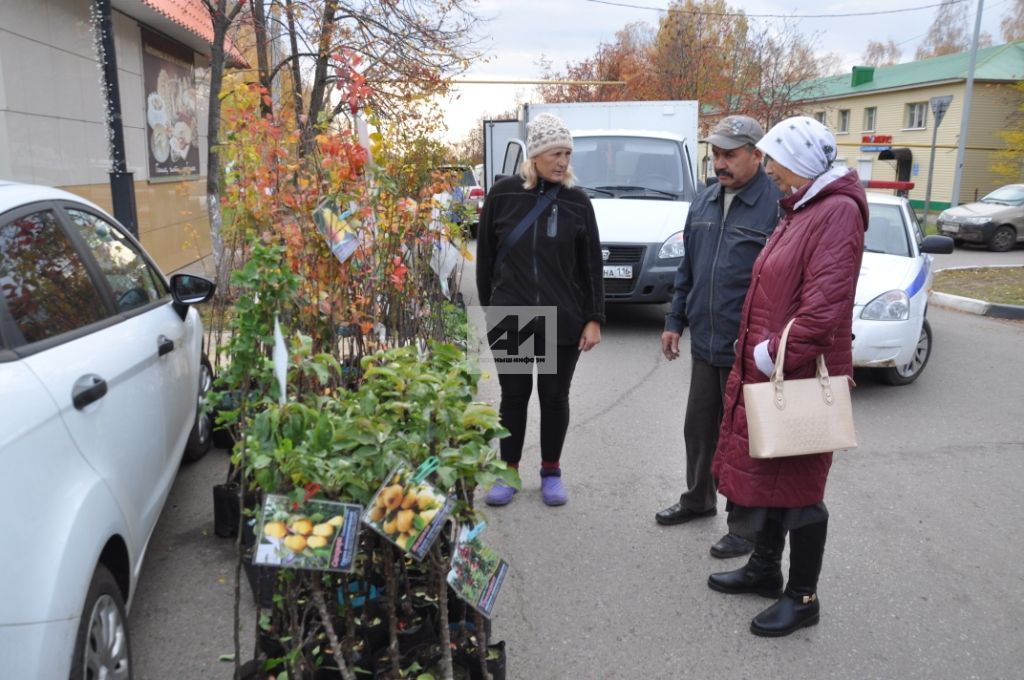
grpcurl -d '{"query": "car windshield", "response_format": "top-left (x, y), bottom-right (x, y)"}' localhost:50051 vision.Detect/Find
top-left (571, 136), bottom-right (694, 200)
top-left (865, 203), bottom-right (911, 257)
top-left (980, 185), bottom-right (1024, 206)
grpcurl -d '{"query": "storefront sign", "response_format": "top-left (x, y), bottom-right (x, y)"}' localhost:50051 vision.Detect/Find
top-left (141, 30), bottom-right (200, 179)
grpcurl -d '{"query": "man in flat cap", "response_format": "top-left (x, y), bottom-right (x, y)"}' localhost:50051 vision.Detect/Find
top-left (655, 115), bottom-right (783, 559)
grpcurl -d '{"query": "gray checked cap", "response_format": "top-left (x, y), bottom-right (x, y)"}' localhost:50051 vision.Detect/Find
top-left (703, 115), bottom-right (765, 150)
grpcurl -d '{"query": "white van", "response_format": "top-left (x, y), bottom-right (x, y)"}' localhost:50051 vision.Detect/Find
top-left (488, 101), bottom-right (700, 303)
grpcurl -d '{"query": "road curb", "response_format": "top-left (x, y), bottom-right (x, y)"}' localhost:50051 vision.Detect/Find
top-left (931, 265), bottom-right (1024, 320)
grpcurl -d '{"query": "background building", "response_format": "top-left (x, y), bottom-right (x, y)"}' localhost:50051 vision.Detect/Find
top-left (796, 41), bottom-right (1024, 213)
top-left (0, 0), bottom-right (245, 272)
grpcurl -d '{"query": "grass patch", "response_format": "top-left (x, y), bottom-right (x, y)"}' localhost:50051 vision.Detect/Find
top-left (933, 267), bottom-right (1024, 306)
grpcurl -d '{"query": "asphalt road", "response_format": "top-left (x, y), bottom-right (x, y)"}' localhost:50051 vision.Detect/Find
top-left (132, 242), bottom-right (1024, 679)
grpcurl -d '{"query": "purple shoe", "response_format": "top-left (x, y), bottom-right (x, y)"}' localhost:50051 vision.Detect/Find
top-left (541, 472), bottom-right (568, 506)
top-left (484, 481), bottom-right (517, 506)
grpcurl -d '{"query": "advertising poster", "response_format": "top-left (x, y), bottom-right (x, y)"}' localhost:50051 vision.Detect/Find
top-left (253, 494), bottom-right (362, 573)
top-left (141, 29), bottom-right (200, 179)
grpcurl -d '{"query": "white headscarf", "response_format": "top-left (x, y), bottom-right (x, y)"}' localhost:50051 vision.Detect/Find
top-left (756, 116), bottom-right (837, 180)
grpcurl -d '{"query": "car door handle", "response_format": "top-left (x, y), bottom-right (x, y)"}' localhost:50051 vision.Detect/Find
top-left (158, 335), bottom-right (174, 356)
top-left (72, 374), bottom-right (108, 410)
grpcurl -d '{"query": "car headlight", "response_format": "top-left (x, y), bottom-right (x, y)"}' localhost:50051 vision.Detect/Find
top-left (658, 231), bottom-right (685, 259)
top-left (861, 290), bottom-right (910, 320)
top-left (964, 216), bottom-right (993, 225)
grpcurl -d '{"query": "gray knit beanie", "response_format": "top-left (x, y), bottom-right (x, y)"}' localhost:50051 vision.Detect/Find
top-left (526, 113), bottom-right (573, 158)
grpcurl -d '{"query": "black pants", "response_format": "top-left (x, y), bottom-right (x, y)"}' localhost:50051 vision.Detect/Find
top-left (680, 358), bottom-right (740, 534)
top-left (496, 344), bottom-right (581, 466)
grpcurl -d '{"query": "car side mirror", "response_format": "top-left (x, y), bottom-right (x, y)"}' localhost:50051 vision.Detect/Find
top-left (920, 234), bottom-right (954, 255)
top-left (170, 273), bottom-right (216, 320)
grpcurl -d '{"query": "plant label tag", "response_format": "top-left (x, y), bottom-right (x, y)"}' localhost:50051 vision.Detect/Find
top-left (253, 495), bottom-right (362, 573)
top-left (447, 524), bottom-right (509, 618)
top-left (362, 464), bottom-right (452, 561)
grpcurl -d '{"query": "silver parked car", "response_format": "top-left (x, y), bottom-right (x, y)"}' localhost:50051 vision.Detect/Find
top-left (937, 183), bottom-right (1024, 252)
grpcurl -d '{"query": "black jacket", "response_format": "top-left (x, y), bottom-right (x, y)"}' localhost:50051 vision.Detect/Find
top-left (665, 166), bottom-right (782, 366)
top-left (476, 176), bottom-right (605, 345)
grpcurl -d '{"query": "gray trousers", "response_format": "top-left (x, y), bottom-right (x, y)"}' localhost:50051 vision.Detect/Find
top-left (679, 357), bottom-right (737, 533)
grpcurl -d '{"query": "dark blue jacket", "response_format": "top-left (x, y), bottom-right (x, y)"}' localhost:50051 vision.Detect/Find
top-left (477, 176), bottom-right (605, 345)
top-left (665, 166), bottom-right (782, 367)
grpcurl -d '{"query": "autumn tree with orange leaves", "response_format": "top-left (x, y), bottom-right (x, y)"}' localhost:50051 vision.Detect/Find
top-left (535, 0), bottom-right (838, 132)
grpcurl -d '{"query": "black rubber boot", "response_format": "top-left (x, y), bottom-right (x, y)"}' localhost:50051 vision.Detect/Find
top-left (750, 520), bottom-right (828, 637)
top-left (708, 518), bottom-right (784, 598)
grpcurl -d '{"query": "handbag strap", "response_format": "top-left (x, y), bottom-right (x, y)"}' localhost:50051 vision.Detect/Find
top-left (772, 319), bottom-right (833, 404)
top-left (493, 185), bottom-right (561, 274)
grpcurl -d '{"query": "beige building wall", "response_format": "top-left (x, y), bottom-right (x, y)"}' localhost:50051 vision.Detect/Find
top-left (802, 80), bottom-right (1017, 211)
top-left (0, 0), bottom-right (212, 273)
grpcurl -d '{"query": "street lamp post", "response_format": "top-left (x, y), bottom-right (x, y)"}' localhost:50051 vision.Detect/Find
top-left (93, 0), bottom-right (138, 237)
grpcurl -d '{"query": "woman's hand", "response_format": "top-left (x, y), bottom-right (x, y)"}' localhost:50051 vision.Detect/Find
top-left (579, 321), bottom-right (602, 352)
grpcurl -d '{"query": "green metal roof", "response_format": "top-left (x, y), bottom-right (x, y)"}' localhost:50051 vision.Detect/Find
top-left (798, 40), bottom-right (1024, 101)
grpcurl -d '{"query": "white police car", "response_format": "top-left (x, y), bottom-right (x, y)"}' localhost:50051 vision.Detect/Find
top-left (852, 193), bottom-right (954, 385)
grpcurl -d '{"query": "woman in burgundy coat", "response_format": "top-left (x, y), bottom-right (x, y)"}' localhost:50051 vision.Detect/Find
top-left (707, 117), bottom-right (868, 637)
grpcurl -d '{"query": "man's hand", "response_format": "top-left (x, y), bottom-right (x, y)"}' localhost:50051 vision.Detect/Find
top-left (661, 330), bottom-right (682, 361)
top-left (579, 321), bottom-right (602, 352)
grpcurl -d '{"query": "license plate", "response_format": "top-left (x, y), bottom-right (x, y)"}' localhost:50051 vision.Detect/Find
top-left (940, 223), bottom-right (959, 234)
top-left (604, 265), bottom-right (633, 279)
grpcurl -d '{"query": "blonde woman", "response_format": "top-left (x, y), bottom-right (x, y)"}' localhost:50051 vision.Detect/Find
top-left (476, 113), bottom-right (605, 507)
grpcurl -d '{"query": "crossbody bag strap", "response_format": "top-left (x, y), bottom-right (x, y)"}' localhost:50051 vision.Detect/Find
top-left (493, 185), bottom-right (561, 274)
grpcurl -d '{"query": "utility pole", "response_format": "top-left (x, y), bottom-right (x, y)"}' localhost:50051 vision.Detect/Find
top-left (950, 0), bottom-right (985, 209)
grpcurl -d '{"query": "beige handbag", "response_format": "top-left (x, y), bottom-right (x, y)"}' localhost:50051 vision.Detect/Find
top-left (743, 319), bottom-right (857, 459)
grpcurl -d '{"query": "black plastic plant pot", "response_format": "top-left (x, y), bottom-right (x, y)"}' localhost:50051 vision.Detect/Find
top-left (213, 484), bottom-right (260, 539)
top-left (241, 553), bottom-right (277, 609)
top-left (397, 616), bottom-right (437, 655)
top-left (372, 642), bottom-right (444, 680)
top-left (256, 629), bottom-right (287, 660)
top-left (212, 482), bottom-right (240, 538)
top-left (211, 391), bottom-right (240, 449)
top-left (356, 615), bottom-right (388, 657)
top-left (237, 659), bottom-right (265, 680)
top-left (457, 640), bottom-right (506, 680)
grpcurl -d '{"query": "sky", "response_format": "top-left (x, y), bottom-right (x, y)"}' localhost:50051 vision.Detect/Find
top-left (437, 0), bottom-right (1012, 143)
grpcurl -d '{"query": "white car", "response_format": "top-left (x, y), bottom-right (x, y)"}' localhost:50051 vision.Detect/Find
top-left (853, 193), bottom-right (954, 385)
top-left (0, 182), bottom-right (215, 678)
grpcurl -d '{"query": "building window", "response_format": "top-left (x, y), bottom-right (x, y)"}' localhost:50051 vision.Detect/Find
top-left (838, 109), bottom-right (850, 133)
top-left (863, 107), bottom-right (877, 132)
top-left (814, 111), bottom-right (826, 124)
top-left (905, 102), bottom-right (927, 129)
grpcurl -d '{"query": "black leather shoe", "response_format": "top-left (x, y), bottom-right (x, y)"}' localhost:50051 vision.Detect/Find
top-left (750, 592), bottom-right (821, 637)
top-left (707, 563), bottom-right (783, 598)
top-left (710, 532), bottom-right (754, 559)
top-left (655, 503), bottom-right (716, 525)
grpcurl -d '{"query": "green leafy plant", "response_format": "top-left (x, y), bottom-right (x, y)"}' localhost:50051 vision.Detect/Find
top-left (211, 235), bottom-right (512, 680)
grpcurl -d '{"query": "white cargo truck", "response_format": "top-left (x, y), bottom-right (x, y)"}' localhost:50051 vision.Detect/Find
top-left (485, 100), bottom-right (700, 303)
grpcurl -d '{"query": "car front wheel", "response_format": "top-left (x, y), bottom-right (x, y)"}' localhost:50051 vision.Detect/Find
top-left (183, 355), bottom-right (213, 462)
top-left (70, 564), bottom-right (131, 680)
top-left (988, 224), bottom-right (1017, 252)
top-left (878, 318), bottom-right (932, 386)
